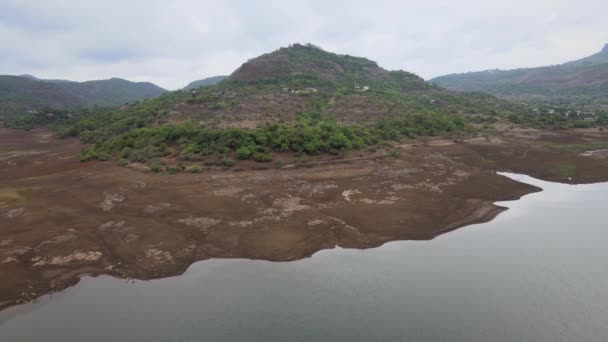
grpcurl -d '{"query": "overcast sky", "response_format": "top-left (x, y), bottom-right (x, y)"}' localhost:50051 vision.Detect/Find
top-left (1, 0), bottom-right (607, 90)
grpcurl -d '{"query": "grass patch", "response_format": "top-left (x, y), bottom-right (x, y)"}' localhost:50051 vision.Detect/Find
top-left (0, 189), bottom-right (25, 208)
top-left (539, 141), bottom-right (608, 154)
top-left (554, 163), bottom-right (577, 177)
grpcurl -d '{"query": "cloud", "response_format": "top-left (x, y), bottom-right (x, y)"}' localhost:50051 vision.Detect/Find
top-left (1, 0), bottom-right (607, 89)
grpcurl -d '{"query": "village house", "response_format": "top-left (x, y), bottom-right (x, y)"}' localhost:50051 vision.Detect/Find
top-left (354, 85), bottom-right (370, 92)
top-left (578, 112), bottom-right (597, 121)
top-left (291, 88), bottom-right (318, 95)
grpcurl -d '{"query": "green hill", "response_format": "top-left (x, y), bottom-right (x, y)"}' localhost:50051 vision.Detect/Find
top-left (183, 76), bottom-right (228, 90)
top-left (9, 43), bottom-right (561, 167)
top-left (0, 75), bottom-right (167, 115)
top-left (229, 43), bottom-right (431, 92)
top-left (430, 43), bottom-right (608, 109)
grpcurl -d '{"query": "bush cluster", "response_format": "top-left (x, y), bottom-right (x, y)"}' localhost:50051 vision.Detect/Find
top-left (77, 111), bottom-right (469, 164)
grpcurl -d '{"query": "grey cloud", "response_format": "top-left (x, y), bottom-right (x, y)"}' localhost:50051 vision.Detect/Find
top-left (1, 0), bottom-right (607, 89)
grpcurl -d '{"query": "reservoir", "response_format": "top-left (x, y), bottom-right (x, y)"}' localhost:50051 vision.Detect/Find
top-left (1, 173), bottom-right (607, 341)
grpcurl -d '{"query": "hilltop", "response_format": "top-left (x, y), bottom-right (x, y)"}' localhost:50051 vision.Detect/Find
top-left (431, 43), bottom-right (608, 109)
top-left (230, 43), bottom-right (431, 92)
top-left (0, 75), bottom-right (167, 115)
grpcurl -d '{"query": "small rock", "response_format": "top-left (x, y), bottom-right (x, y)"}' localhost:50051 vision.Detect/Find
top-left (177, 217), bottom-right (221, 230)
top-left (98, 193), bottom-right (125, 211)
top-left (144, 203), bottom-right (171, 214)
top-left (6, 208), bottom-right (24, 218)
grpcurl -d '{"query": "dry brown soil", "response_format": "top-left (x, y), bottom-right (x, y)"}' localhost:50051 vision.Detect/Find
top-left (1, 127), bottom-right (607, 310)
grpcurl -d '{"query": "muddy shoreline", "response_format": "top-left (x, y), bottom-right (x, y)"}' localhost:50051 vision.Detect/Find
top-left (1, 127), bottom-right (607, 311)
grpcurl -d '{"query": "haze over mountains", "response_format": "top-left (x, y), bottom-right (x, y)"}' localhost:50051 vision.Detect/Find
top-left (0, 75), bottom-right (167, 115)
top-left (431, 43), bottom-right (608, 109)
top-left (183, 76), bottom-right (228, 91)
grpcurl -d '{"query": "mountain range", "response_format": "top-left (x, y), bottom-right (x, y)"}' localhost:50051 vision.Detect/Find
top-left (0, 75), bottom-right (167, 115)
top-left (431, 43), bottom-right (608, 109)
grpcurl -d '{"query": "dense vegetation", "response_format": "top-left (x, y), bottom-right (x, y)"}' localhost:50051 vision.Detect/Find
top-left (78, 111), bottom-right (469, 167)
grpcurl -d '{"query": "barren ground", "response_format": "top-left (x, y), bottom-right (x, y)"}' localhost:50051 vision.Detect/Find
top-left (1, 127), bottom-right (607, 310)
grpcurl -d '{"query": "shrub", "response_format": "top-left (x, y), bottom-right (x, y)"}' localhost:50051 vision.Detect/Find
top-left (78, 148), bottom-right (96, 162)
top-left (190, 165), bottom-right (203, 173)
top-left (253, 151), bottom-right (273, 162)
top-left (149, 162), bottom-right (162, 173)
top-left (117, 158), bottom-right (129, 167)
top-left (167, 165), bottom-right (182, 174)
top-left (120, 147), bottom-right (133, 158)
top-left (96, 152), bottom-right (111, 161)
top-left (237, 146), bottom-right (254, 160)
top-left (221, 158), bottom-right (236, 167)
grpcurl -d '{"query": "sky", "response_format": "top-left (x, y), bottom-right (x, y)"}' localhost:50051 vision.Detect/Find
top-left (1, 0), bottom-right (607, 90)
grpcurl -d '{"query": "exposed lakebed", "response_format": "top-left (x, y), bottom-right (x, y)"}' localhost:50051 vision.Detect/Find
top-left (1, 173), bottom-right (608, 341)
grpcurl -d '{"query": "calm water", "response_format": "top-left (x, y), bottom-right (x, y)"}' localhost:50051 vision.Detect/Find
top-left (1, 173), bottom-right (608, 342)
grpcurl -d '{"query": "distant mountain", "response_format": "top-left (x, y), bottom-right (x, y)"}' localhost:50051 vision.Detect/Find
top-left (183, 76), bottom-right (228, 90)
top-left (0, 75), bottom-right (167, 115)
top-left (431, 43), bottom-right (608, 109)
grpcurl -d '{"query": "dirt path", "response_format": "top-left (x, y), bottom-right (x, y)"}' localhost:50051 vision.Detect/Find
top-left (1, 127), bottom-right (607, 310)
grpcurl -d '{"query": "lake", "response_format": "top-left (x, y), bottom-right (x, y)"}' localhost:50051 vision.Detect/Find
top-left (1, 173), bottom-right (607, 341)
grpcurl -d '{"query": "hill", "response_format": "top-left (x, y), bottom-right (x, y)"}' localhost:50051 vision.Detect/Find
top-left (68, 44), bottom-right (515, 131)
top-left (183, 76), bottom-right (228, 90)
top-left (0, 75), bottom-right (167, 115)
top-left (229, 43), bottom-right (431, 92)
top-left (15, 43), bottom-right (592, 168)
top-left (430, 43), bottom-right (608, 109)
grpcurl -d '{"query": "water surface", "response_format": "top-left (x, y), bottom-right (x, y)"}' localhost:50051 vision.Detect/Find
top-left (1, 173), bottom-right (607, 341)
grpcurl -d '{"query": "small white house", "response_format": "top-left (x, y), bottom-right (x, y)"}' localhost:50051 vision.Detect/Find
top-left (291, 88), bottom-right (318, 95)
top-left (579, 112), bottom-right (597, 121)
